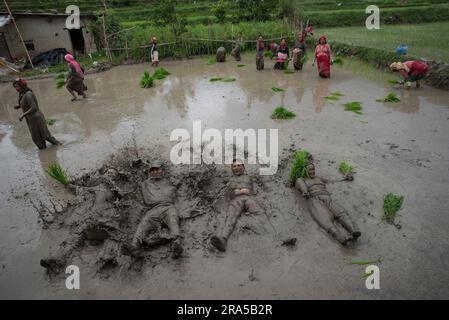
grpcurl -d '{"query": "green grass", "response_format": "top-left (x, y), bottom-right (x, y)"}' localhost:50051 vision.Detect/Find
top-left (271, 106), bottom-right (296, 120)
top-left (317, 22), bottom-right (449, 62)
top-left (343, 101), bottom-right (363, 115)
top-left (290, 150), bottom-right (311, 182)
top-left (338, 161), bottom-right (355, 176)
top-left (271, 87), bottom-right (285, 93)
top-left (377, 92), bottom-right (401, 103)
top-left (46, 162), bottom-right (69, 186)
top-left (140, 71), bottom-right (154, 88)
top-left (383, 193), bottom-right (404, 223)
top-left (45, 118), bottom-right (56, 126)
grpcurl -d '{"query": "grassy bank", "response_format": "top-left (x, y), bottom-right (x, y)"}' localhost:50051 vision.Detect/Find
top-left (317, 22), bottom-right (449, 62)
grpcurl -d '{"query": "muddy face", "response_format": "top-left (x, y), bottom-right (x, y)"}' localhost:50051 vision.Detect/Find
top-left (13, 84), bottom-right (21, 92)
top-left (149, 167), bottom-right (164, 179)
top-left (231, 162), bottom-right (245, 176)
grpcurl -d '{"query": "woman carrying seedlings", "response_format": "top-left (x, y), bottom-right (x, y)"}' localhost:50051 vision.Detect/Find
top-left (313, 35), bottom-right (333, 78)
top-left (64, 54), bottom-right (87, 101)
top-left (390, 61), bottom-right (428, 89)
top-left (274, 38), bottom-right (289, 70)
top-left (292, 32), bottom-right (306, 71)
top-left (150, 36), bottom-right (159, 66)
top-left (256, 35), bottom-right (265, 71)
top-left (13, 78), bottom-right (61, 150)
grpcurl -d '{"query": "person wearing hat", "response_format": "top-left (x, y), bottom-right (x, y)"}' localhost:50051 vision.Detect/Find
top-left (129, 160), bottom-right (183, 259)
top-left (210, 159), bottom-right (263, 252)
top-left (390, 61), bottom-right (428, 88)
top-left (13, 78), bottom-right (61, 150)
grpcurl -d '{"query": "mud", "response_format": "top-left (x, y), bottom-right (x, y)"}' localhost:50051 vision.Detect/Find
top-left (1, 53), bottom-right (449, 299)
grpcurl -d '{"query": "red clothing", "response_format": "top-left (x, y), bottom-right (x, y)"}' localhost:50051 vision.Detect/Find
top-left (315, 44), bottom-right (331, 78)
top-left (403, 61), bottom-right (428, 78)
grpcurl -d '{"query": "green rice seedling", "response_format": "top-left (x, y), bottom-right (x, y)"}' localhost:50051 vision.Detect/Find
top-left (222, 78), bottom-right (236, 82)
top-left (300, 53), bottom-right (308, 65)
top-left (283, 59), bottom-right (290, 70)
top-left (332, 56), bottom-right (344, 65)
top-left (331, 91), bottom-right (344, 97)
top-left (338, 161), bottom-right (355, 176)
top-left (284, 69), bottom-right (295, 74)
top-left (383, 193), bottom-right (404, 223)
top-left (264, 51), bottom-right (273, 58)
top-left (271, 87), bottom-right (284, 93)
top-left (343, 101), bottom-right (363, 115)
top-left (205, 58), bottom-right (216, 65)
top-left (56, 73), bottom-right (65, 80)
top-left (290, 150), bottom-right (311, 182)
top-left (140, 71), bottom-right (154, 88)
top-left (209, 77), bottom-right (223, 82)
top-left (46, 162), bottom-right (69, 186)
top-left (153, 67), bottom-right (170, 80)
top-left (388, 79), bottom-right (400, 85)
top-left (56, 79), bottom-right (66, 89)
top-left (46, 118), bottom-right (56, 126)
top-left (271, 106), bottom-right (296, 120)
top-left (324, 95), bottom-right (339, 101)
top-left (377, 92), bottom-right (401, 103)
top-left (349, 258), bottom-right (382, 265)
top-left (237, 64), bottom-right (246, 68)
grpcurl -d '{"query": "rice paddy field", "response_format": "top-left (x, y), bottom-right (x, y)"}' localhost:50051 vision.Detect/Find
top-left (317, 22), bottom-right (449, 62)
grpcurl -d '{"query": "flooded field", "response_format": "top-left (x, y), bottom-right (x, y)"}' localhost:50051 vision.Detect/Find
top-left (1, 54), bottom-right (449, 299)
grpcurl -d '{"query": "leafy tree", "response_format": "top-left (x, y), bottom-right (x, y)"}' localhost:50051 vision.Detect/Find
top-left (235, 0), bottom-right (278, 22)
top-left (212, 0), bottom-right (227, 24)
top-left (152, 0), bottom-right (186, 37)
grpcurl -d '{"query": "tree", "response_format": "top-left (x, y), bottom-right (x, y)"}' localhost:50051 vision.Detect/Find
top-left (211, 0), bottom-right (227, 24)
top-left (235, 0), bottom-right (278, 22)
top-left (152, 0), bottom-right (186, 38)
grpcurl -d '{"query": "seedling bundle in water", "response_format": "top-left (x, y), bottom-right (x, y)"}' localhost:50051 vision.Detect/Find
top-left (343, 101), bottom-right (363, 115)
top-left (338, 161), bottom-right (355, 176)
top-left (377, 92), bottom-right (401, 103)
top-left (55, 73), bottom-right (66, 89)
top-left (205, 59), bottom-right (216, 65)
top-left (47, 162), bottom-right (69, 186)
top-left (325, 91), bottom-right (345, 102)
top-left (271, 87), bottom-right (284, 93)
top-left (271, 106), bottom-right (296, 119)
top-left (264, 51), bottom-right (274, 58)
top-left (140, 71), bottom-right (154, 88)
top-left (46, 118), bottom-right (56, 126)
top-left (332, 56), bottom-right (344, 65)
top-left (237, 64), bottom-right (246, 68)
top-left (222, 78), bottom-right (236, 82)
top-left (210, 77), bottom-right (236, 83)
top-left (209, 77), bottom-right (223, 82)
top-left (388, 80), bottom-right (400, 85)
top-left (383, 193), bottom-right (404, 223)
top-left (153, 67), bottom-right (171, 80)
top-left (284, 69), bottom-right (295, 75)
top-left (290, 150), bottom-right (311, 182)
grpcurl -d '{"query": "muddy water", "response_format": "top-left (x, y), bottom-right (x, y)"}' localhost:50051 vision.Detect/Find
top-left (1, 54), bottom-right (449, 299)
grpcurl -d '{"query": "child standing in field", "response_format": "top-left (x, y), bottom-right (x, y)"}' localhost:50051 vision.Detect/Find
top-left (150, 36), bottom-right (159, 66)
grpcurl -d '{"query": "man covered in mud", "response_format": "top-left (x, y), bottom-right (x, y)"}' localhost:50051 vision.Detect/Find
top-left (40, 168), bottom-right (126, 273)
top-left (294, 155), bottom-right (361, 246)
top-left (127, 160), bottom-right (183, 259)
top-left (216, 46), bottom-right (226, 63)
top-left (210, 159), bottom-right (263, 252)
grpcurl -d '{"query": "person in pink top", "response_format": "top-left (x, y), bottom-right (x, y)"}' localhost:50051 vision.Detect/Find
top-left (313, 35), bottom-right (333, 78)
top-left (64, 54), bottom-right (87, 101)
top-left (390, 61), bottom-right (429, 88)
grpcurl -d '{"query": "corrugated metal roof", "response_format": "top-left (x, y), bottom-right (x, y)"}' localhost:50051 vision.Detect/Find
top-left (0, 15), bottom-right (11, 28)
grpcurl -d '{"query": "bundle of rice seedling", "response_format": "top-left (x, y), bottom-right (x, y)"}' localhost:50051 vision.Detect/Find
top-left (46, 118), bottom-right (56, 126)
top-left (382, 193), bottom-right (404, 223)
top-left (237, 64), bottom-right (246, 68)
top-left (222, 78), bottom-right (236, 83)
top-left (271, 106), bottom-right (296, 119)
top-left (140, 71), bottom-right (154, 88)
top-left (343, 101), bottom-right (363, 115)
top-left (338, 161), bottom-right (355, 176)
top-left (264, 51), bottom-right (274, 58)
top-left (284, 69), bottom-right (295, 74)
top-left (153, 67), bottom-right (171, 80)
top-left (332, 56), bottom-right (344, 65)
top-left (324, 95), bottom-right (339, 102)
top-left (388, 80), bottom-right (400, 85)
top-left (205, 59), bottom-right (216, 65)
top-left (271, 87), bottom-right (284, 93)
top-left (300, 53), bottom-right (308, 65)
top-left (209, 77), bottom-right (223, 82)
top-left (55, 73), bottom-right (66, 89)
top-left (290, 150), bottom-right (311, 182)
top-left (377, 92), bottom-right (400, 103)
top-left (46, 162), bottom-right (69, 186)
top-left (349, 258), bottom-right (382, 265)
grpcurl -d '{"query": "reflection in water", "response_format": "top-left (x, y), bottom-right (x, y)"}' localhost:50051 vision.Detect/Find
top-left (312, 78), bottom-right (330, 113)
top-left (397, 90), bottom-right (420, 113)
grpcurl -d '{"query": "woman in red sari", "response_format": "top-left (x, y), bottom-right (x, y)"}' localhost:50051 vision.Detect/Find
top-left (313, 35), bottom-right (332, 78)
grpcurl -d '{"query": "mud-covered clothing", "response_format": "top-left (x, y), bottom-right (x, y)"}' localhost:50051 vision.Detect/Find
top-left (19, 90), bottom-right (59, 149)
top-left (66, 65), bottom-right (87, 95)
top-left (400, 60), bottom-right (428, 82)
top-left (292, 48), bottom-right (305, 71)
top-left (295, 177), bottom-right (358, 244)
top-left (132, 177), bottom-right (180, 247)
top-left (274, 45), bottom-right (289, 70)
top-left (231, 37), bottom-right (243, 61)
top-left (218, 174), bottom-right (262, 239)
top-left (256, 40), bottom-right (265, 70)
top-left (216, 47), bottom-right (226, 62)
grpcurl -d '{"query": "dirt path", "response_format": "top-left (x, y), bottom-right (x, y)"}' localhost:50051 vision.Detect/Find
top-left (1, 54), bottom-right (448, 299)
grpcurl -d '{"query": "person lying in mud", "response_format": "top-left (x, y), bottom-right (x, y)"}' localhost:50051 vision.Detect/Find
top-left (210, 159), bottom-right (263, 252)
top-left (40, 168), bottom-right (126, 273)
top-left (294, 155), bottom-right (361, 246)
top-left (13, 78), bottom-right (61, 150)
top-left (390, 61), bottom-right (429, 89)
top-left (125, 160), bottom-right (183, 259)
top-left (64, 54), bottom-right (87, 101)
top-left (216, 46), bottom-right (226, 63)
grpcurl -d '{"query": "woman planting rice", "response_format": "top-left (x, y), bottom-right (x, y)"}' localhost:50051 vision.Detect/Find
top-left (64, 54), bottom-right (87, 101)
top-left (292, 32), bottom-right (306, 71)
top-left (274, 38), bottom-right (289, 70)
top-left (13, 78), bottom-right (61, 150)
top-left (390, 61), bottom-right (429, 89)
top-left (256, 35), bottom-right (265, 71)
top-left (313, 35), bottom-right (333, 78)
